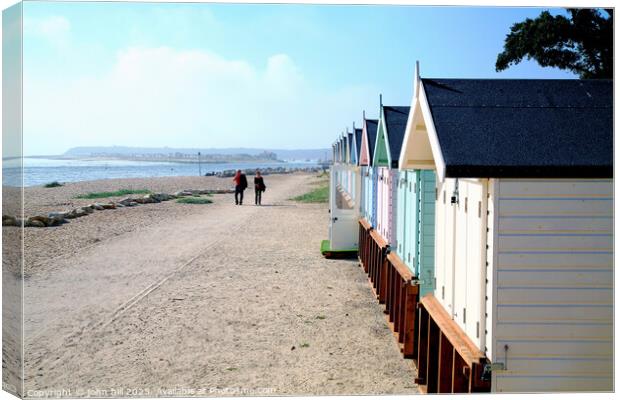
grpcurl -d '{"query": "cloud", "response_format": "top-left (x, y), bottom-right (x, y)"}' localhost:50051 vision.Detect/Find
top-left (23, 15), bottom-right (71, 47)
top-left (23, 46), bottom-right (379, 154)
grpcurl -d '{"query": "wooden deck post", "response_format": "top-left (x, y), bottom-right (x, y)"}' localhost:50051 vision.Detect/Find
top-left (415, 306), bottom-right (428, 385)
top-left (386, 261), bottom-right (393, 318)
top-left (452, 351), bottom-right (469, 393)
top-left (438, 332), bottom-right (454, 393)
top-left (379, 253), bottom-right (388, 304)
top-left (426, 319), bottom-right (440, 393)
top-left (402, 284), bottom-right (418, 358)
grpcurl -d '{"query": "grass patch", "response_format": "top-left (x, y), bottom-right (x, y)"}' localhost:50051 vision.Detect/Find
top-left (44, 181), bottom-right (63, 188)
top-left (75, 189), bottom-right (151, 199)
top-left (300, 342), bottom-right (310, 348)
top-left (315, 315), bottom-right (326, 320)
top-left (315, 170), bottom-right (329, 179)
top-left (176, 197), bottom-right (213, 205)
top-left (290, 184), bottom-right (328, 203)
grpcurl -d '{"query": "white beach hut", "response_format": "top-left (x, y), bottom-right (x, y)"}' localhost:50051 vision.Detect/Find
top-left (399, 69), bottom-right (613, 393)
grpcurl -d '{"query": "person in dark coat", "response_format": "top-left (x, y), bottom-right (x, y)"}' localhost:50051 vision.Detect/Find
top-left (254, 170), bottom-right (266, 205)
top-left (233, 170), bottom-right (248, 205)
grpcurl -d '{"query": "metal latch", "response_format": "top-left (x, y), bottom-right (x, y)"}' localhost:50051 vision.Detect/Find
top-left (485, 363), bottom-right (505, 372)
top-left (481, 363), bottom-right (505, 382)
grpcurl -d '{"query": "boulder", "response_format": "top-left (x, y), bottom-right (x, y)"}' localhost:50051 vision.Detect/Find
top-left (25, 218), bottom-right (46, 228)
top-left (2, 215), bottom-right (18, 227)
top-left (81, 206), bottom-right (94, 214)
top-left (92, 203), bottom-right (105, 210)
top-left (29, 215), bottom-right (51, 226)
top-left (118, 198), bottom-right (135, 206)
top-left (67, 208), bottom-right (88, 218)
top-left (48, 212), bottom-right (68, 219)
top-left (101, 203), bottom-right (116, 210)
top-left (127, 201), bottom-right (139, 207)
top-left (151, 193), bottom-right (174, 202)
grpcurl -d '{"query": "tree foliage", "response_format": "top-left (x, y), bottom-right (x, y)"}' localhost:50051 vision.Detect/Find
top-left (496, 9), bottom-right (613, 79)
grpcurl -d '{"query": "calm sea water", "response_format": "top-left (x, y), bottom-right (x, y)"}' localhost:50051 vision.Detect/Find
top-left (2, 158), bottom-right (323, 187)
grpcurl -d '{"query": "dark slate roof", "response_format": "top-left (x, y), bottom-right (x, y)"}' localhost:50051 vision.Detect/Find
top-left (383, 106), bottom-right (410, 168)
top-left (355, 128), bottom-right (363, 163)
top-left (347, 132), bottom-right (354, 162)
top-left (365, 119), bottom-right (378, 162)
top-left (421, 78), bottom-right (613, 178)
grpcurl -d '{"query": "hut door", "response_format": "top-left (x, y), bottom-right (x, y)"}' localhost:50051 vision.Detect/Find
top-left (396, 171), bottom-right (407, 260)
top-left (452, 179), bottom-right (488, 348)
top-left (371, 168), bottom-right (378, 228)
top-left (402, 173), bottom-right (412, 267)
top-left (329, 166), bottom-right (358, 250)
top-left (435, 179), bottom-right (456, 314)
top-left (464, 180), bottom-right (487, 349)
top-left (418, 170), bottom-right (436, 296)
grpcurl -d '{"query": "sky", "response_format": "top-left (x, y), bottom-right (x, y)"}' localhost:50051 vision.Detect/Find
top-left (18, 1), bottom-right (577, 155)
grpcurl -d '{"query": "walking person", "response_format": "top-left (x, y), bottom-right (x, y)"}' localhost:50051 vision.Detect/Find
top-left (254, 170), bottom-right (266, 205)
top-left (233, 170), bottom-right (248, 205)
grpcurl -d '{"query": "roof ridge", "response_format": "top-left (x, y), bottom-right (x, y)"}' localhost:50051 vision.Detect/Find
top-left (431, 104), bottom-right (612, 109)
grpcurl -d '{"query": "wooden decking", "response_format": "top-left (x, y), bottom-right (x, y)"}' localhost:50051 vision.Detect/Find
top-left (416, 295), bottom-right (491, 393)
top-left (357, 219), bottom-right (491, 394)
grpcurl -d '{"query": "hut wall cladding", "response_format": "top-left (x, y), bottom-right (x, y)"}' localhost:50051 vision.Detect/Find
top-left (488, 178), bottom-right (613, 393)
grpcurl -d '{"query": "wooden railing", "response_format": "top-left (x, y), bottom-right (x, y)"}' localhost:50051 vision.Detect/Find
top-left (416, 295), bottom-right (491, 393)
top-left (357, 219), bottom-right (491, 394)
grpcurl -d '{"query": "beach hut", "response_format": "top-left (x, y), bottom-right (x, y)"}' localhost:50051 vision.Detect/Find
top-left (351, 123), bottom-right (363, 212)
top-left (358, 102), bottom-right (410, 307)
top-left (357, 116), bottom-right (378, 272)
top-left (399, 69), bottom-right (613, 393)
top-left (372, 101), bottom-right (410, 246)
top-left (324, 130), bottom-right (362, 257)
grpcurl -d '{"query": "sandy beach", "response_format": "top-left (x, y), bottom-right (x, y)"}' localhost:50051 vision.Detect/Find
top-left (3, 173), bottom-right (418, 396)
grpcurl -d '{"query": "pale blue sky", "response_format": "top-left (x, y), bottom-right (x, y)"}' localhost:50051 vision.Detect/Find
top-left (22, 2), bottom-right (575, 155)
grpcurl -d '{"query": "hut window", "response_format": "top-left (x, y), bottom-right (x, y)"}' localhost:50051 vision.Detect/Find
top-left (478, 201), bottom-right (482, 218)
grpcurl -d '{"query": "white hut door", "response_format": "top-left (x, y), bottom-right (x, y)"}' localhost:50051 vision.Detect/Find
top-left (453, 181), bottom-right (468, 330)
top-left (329, 167), bottom-right (358, 250)
top-left (464, 180), bottom-right (487, 349)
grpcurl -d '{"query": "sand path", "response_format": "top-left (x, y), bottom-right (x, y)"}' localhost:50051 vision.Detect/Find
top-left (23, 174), bottom-right (417, 396)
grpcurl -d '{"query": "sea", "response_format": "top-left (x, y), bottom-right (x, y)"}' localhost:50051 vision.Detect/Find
top-left (2, 157), bottom-right (324, 187)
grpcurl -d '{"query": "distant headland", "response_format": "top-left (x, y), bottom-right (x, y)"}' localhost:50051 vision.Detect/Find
top-left (25, 146), bottom-right (333, 164)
